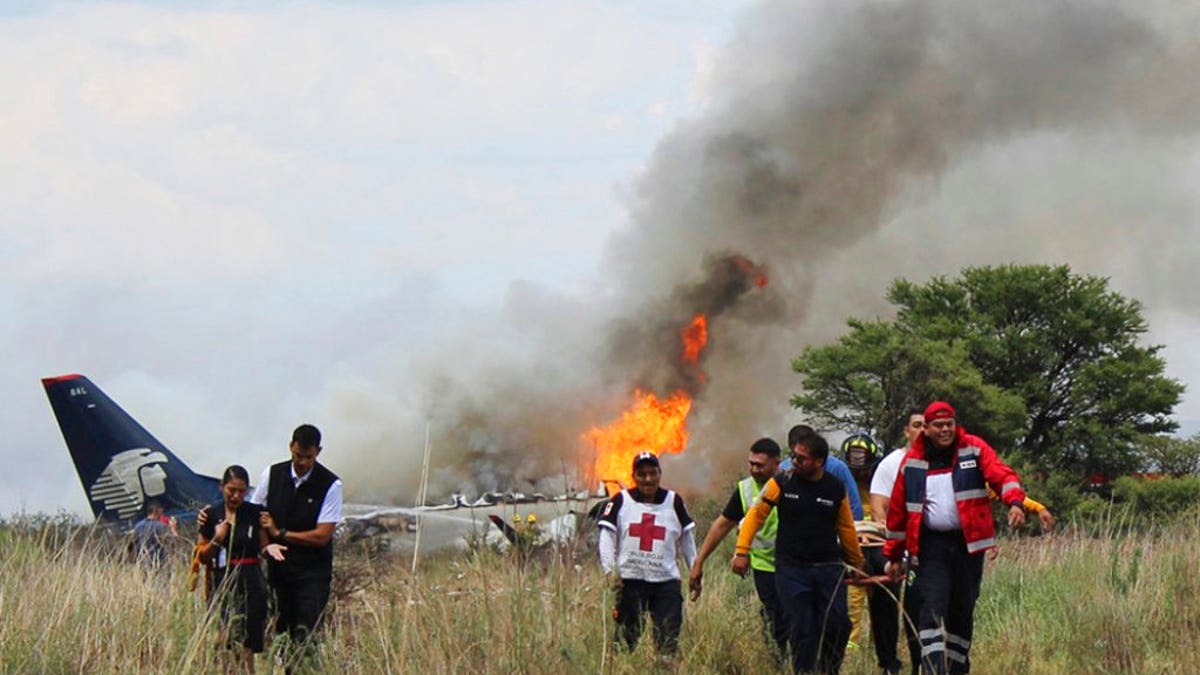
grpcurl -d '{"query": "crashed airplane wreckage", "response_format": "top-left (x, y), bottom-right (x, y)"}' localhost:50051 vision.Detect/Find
top-left (43, 372), bottom-right (614, 554)
top-left (338, 487), bottom-right (614, 553)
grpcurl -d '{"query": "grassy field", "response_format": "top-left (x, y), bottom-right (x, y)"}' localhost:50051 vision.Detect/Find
top-left (3, 510), bottom-right (1200, 674)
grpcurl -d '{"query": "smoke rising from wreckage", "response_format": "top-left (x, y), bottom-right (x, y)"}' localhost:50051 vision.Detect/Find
top-left (31, 1), bottom-right (1200, 530)
top-left (374, 0), bottom-right (1200, 505)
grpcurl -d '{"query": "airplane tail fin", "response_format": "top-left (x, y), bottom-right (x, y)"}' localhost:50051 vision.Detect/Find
top-left (487, 514), bottom-right (520, 546)
top-left (42, 374), bottom-right (221, 525)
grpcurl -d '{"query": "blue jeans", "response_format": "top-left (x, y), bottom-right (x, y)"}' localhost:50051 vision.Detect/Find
top-left (775, 563), bottom-right (850, 674)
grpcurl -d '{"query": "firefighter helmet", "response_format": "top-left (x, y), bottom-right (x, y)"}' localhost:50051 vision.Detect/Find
top-left (841, 433), bottom-right (879, 470)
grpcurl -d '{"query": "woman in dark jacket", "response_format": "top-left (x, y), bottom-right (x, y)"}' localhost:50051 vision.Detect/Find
top-left (197, 465), bottom-right (286, 672)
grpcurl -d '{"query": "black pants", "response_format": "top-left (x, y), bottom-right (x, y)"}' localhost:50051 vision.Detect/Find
top-left (211, 565), bottom-right (268, 653)
top-left (872, 554), bottom-right (924, 675)
top-left (903, 573), bottom-right (923, 675)
top-left (775, 563), bottom-right (849, 674)
top-left (912, 529), bottom-right (983, 674)
top-left (753, 569), bottom-right (790, 659)
top-left (863, 547), bottom-right (903, 673)
top-left (269, 564), bottom-right (332, 650)
top-left (614, 578), bottom-right (683, 655)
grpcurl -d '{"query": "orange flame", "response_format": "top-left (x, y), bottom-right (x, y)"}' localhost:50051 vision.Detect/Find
top-left (582, 313), bottom-right (715, 492)
top-left (681, 314), bottom-right (708, 364)
top-left (584, 389), bottom-right (692, 488)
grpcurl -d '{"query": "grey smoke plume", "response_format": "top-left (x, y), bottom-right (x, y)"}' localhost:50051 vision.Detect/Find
top-left (605, 252), bottom-right (773, 396)
top-left (342, 0), bottom-right (1200, 502)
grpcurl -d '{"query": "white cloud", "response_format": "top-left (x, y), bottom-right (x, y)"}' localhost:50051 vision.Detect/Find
top-left (0, 0), bottom-right (743, 516)
top-left (0, 1), bottom-right (726, 286)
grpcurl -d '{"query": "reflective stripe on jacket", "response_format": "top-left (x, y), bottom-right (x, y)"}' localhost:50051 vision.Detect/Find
top-left (738, 477), bottom-right (778, 572)
top-left (883, 427), bottom-right (1025, 562)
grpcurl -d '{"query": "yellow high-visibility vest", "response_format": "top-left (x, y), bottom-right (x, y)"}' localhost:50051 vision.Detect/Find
top-left (739, 477), bottom-right (778, 572)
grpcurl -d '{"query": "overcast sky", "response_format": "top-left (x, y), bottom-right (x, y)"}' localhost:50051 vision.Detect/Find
top-left (4, 0), bottom-right (1199, 518)
top-left (1, 0), bottom-right (765, 516)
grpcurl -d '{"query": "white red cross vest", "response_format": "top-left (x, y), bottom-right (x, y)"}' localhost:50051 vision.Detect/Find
top-left (613, 489), bottom-right (686, 582)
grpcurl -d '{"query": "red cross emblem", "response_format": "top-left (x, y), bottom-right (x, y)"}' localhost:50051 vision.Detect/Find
top-left (628, 513), bottom-right (667, 551)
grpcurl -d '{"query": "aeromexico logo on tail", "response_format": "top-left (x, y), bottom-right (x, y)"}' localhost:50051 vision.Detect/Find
top-left (88, 448), bottom-right (169, 519)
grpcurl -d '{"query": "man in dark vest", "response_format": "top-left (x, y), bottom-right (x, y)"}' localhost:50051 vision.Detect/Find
top-left (249, 423), bottom-right (343, 655)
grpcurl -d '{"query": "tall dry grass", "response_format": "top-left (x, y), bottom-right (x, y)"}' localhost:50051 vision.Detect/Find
top-left (0, 518), bottom-right (209, 673)
top-left (4, 509), bottom-right (1200, 673)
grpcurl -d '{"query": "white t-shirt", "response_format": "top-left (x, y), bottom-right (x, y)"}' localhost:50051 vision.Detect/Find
top-left (249, 464), bottom-right (344, 524)
top-left (923, 471), bottom-right (962, 531)
top-left (869, 448), bottom-right (908, 498)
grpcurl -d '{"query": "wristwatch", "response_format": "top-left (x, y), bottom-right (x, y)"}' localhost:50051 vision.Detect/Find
top-left (275, 528), bottom-right (288, 543)
top-left (734, 552), bottom-right (750, 558)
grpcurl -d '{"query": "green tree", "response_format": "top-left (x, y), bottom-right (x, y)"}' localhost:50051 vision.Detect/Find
top-left (791, 320), bottom-right (1025, 450)
top-left (1138, 434), bottom-right (1200, 476)
top-left (793, 264), bottom-right (1183, 476)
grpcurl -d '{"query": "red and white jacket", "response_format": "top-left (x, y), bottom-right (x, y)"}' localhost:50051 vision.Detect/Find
top-left (883, 427), bottom-right (1025, 562)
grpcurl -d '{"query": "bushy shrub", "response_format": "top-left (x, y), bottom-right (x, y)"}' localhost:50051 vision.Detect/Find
top-left (1067, 494), bottom-right (1135, 536)
top-left (992, 463), bottom-right (1083, 534)
top-left (1110, 475), bottom-right (1200, 526)
top-left (1030, 469), bottom-right (1086, 520)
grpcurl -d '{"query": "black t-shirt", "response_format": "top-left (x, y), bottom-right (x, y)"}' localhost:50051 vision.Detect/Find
top-left (770, 472), bottom-right (848, 566)
top-left (721, 474), bottom-right (785, 522)
top-left (199, 502), bottom-right (264, 561)
top-left (599, 488), bottom-right (694, 530)
top-left (926, 443), bottom-right (955, 470)
top-left (721, 485), bottom-right (744, 521)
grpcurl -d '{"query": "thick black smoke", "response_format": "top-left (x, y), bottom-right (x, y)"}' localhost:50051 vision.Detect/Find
top-left (604, 252), bottom-right (775, 396)
top-left (343, 0), bottom-right (1200, 501)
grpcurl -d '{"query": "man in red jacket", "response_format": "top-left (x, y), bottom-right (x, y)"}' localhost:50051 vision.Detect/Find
top-left (883, 401), bottom-right (1026, 674)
